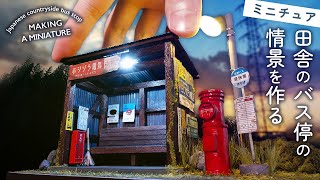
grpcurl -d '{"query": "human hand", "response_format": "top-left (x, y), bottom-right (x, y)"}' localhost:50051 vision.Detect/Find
top-left (52, 0), bottom-right (202, 62)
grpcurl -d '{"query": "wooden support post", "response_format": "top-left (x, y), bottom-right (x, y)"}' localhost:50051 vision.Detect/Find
top-left (98, 94), bottom-right (107, 143)
top-left (164, 42), bottom-right (178, 165)
top-left (86, 95), bottom-right (102, 120)
top-left (57, 81), bottom-right (76, 165)
top-left (130, 154), bottom-right (136, 166)
top-left (139, 88), bottom-right (146, 126)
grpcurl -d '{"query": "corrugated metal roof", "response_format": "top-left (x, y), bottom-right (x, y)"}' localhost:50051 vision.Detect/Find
top-left (62, 33), bottom-right (199, 79)
top-left (122, 70), bottom-right (154, 84)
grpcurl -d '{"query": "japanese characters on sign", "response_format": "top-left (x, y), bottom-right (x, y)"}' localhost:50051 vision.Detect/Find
top-left (68, 55), bottom-right (120, 80)
top-left (186, 114), bottom-right (198, 138)
top-left (65, 111), bottom-right (74, 131)
top-left (265, 28), bottom-right (314, 157)
top-left (104, 55), bottom-right (121, 73)
top-left (234, 95), bottom-right (258, 134)
top-left (231, 67), bottom-right (250, 89)
top-left (244, 0), bottom-right (320, 28)
top-left (174, 58), bottom-right (195, 112)
top-left (179, 78), bottom-right (195, 110)
top-left (293, 30), bottom-right (313, 157)
top-left (266, 28), bottom-right (285, 125)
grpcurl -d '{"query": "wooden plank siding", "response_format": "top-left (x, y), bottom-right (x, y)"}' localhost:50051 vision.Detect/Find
top-left (91, 126), bottom-right (167, 154)
top-left (91, 145), bottom-right (166, 154)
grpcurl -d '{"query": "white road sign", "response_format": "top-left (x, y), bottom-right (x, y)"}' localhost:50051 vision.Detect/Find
top-left (231, 67), bottom-right (250, 88)
top-left (234, 95), bottom-right (258, 134)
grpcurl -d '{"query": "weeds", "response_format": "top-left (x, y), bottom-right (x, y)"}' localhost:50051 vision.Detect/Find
top-left (229, 136), bottom-right (239, 169)
top-left (180, 136), bottom-right (203, 169)
top-left (228, 137), bottom-right (284, 174)
top-left (265, 139), bottom-right (283, 174)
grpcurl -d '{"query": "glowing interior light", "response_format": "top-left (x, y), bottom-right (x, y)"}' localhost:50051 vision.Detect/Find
top-left (120, 57), bottom-right (138, 69)
top-left (200, 15), bottom-right (223, 37)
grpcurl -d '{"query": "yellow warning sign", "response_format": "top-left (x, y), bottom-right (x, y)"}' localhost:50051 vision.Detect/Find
top-left (65, 111), bottom-right (74, 131)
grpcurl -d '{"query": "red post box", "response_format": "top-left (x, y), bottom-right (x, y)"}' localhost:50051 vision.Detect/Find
top-left (198, 89), bottom-right (231, 175)
top-left (69, 130), bottom-right (86, 165)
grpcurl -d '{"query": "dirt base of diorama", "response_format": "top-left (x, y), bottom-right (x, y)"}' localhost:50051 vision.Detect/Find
top-left (49, 165), bottom-right (168, 174)
top-left (239, 164), bottom-right (269, 175)
top-left (6, 171), bottom-right (144, 180)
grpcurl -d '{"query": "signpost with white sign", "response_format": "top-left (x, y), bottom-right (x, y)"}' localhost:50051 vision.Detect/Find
top-left (231, 67), bottom-right (250, 89)
top-left (231, 67), bottom-right (256, 162)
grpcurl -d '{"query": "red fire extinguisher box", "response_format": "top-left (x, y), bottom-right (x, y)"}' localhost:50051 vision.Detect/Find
top-left (69, 130), bottom-right (86, 165)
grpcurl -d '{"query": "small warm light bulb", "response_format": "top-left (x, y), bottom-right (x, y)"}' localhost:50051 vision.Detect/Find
top-left (200, 15), bottom-right (223, 37)
top-left (120, 57), bottom-right (138, 69)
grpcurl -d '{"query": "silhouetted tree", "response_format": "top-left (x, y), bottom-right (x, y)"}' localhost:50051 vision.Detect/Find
top-left (1, 60), bottom-right (68, 173)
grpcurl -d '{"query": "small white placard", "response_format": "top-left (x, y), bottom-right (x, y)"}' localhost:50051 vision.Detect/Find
top-left (122, 103), bottom-right (135, 123)
top-left (234, 95), bottom-right (258, 134)
top-left (77, 106), bottom-right (89, 130)
top-left (107, 104), bottom-right (119, 123)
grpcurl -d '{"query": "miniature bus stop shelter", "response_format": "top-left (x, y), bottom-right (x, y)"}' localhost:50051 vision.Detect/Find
top-left (57, 33), bottom-right (200, 166)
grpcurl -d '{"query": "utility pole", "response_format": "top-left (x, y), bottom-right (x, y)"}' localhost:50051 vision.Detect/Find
top-left (236, 5), bottom-right (269, 133)
top-left (225, 13), bottom-right (255, 162)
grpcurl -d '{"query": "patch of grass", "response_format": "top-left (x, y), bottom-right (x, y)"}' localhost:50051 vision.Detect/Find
top-left (265, 139), bottom-right (283, 174)
top-left (180, 135), bottom-right (190, 167)
top-left (233, 171), bottom-right (320, 180)
top-left (230, 137), bottom-right (285, 174)
top-left (229, 136), bottom-right (239, 169)
top-left (238, 146), bottom-right (253, 165)
top-left (180, 137), bottom-right (203, 170)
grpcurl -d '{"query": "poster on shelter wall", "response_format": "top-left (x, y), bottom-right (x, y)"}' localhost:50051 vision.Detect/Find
top-left (177, 107), bottom-right (188, 152)
top-left (174, 58), bottom-right (195, 112)
top-left (186, 114), bottom-right (198, 139)
top-left (65, 111), bottom-right (74, 131)
top-left (107, 104), bottom-right (119, 123)
top-left (181, 108), bottom-right (187, 134)
top-left (122, 103), bottom-right (135, 123)
top-left (77, 106), bottom-right (89, 130)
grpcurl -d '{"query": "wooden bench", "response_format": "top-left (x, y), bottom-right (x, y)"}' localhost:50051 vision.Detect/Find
top-left (91, 125), bottom-right (167, 155)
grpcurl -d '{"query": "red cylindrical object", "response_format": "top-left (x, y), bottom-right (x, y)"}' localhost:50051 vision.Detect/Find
top-left (69, 130), bottom-right (86, 165)
top-left (198, 89), bottom-right (231, 175)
